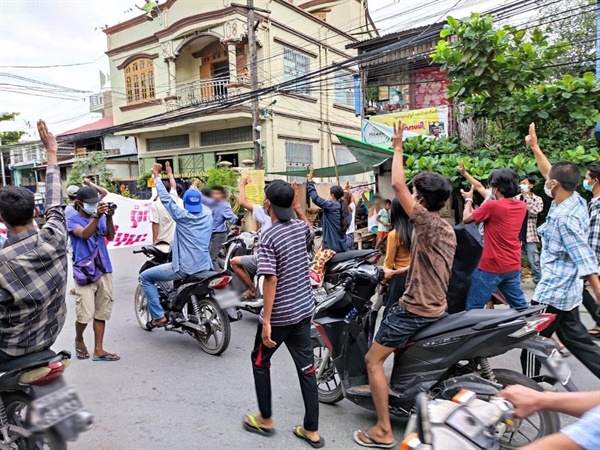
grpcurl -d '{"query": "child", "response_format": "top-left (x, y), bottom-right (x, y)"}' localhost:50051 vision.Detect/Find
top-left (244, 180), bottom-right (324, 448)
top-left (375, 199), bottom-right (392, 251)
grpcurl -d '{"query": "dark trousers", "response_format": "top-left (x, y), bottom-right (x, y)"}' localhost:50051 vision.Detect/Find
top-left (521, 301), bottom-right (600, 379)
top-left (251, 317), bottom-right (319, 431)
top-left (209, 232), bottom-right (227, 269)
top-left (582, 289), bottom-right (600, 327)
top-left (383, 274), bottom-right (407, 319)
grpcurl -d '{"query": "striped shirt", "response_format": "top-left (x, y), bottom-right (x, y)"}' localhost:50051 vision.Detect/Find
top-left (257, 220), bottom-right (315, 326)
top-left (589, 197), bottom-right (600, 267)
top-left (562, 405), bottom-right (600, 450)
top-left (0, 165), bottom-right (68, 356)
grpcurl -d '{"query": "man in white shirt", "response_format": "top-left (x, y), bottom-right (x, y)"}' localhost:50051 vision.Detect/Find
top-left (344, 182), bottom-right (356, 250)
top-left (149, 181), bottom-right (183, 245)
top-left (231, 177), bottom-right (272, 299)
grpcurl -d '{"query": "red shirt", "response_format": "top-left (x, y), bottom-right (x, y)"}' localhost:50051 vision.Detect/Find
top-left (472, 199), bottom-right (527, 274)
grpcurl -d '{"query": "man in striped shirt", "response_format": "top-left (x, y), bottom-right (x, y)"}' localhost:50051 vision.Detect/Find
top-left (244, 180), bottom-right (324, 448)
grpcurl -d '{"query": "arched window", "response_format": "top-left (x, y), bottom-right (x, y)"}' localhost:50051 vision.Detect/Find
top-left (125, 58), bottom-right (155, 103)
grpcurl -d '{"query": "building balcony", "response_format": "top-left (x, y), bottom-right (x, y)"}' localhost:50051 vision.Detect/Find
top-left (168, 77), bottom-right (244, 110)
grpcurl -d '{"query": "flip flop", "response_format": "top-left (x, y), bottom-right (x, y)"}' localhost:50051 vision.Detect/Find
top-left (293, 426), bottom-right (325, 449)
top-left (353, 430), bottom-right (397, 449)
top-left (146, 317), bottom-right (167, 330)
top-left (588, 327), bottom-right (600, 339)
top-left (242, 414), bottom-right (275, 437)
top-left (92, 353), bottom-right (121, 362)
top-left (74, 342), bottom-right (89, 360)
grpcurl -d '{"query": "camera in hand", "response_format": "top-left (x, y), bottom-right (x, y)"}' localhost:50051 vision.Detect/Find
top-left (107, 202), bottom-right (118, 211)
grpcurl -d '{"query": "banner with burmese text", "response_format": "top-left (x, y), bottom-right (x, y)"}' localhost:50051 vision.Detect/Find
top-left (0, 193), bottom-right (153, 249)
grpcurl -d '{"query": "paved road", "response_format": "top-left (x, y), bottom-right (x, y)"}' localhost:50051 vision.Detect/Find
top-left (55, 248), bottom-right (599, 450)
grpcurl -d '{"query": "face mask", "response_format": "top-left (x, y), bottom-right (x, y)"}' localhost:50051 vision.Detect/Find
top-left (82, 203), bottom-right (98, 215)
top-left (486, 189), bottom-right (495, 200)
top-left (544, 180), bottom-right (556, 198)
top-left (583, 179), bottom-right (595, 192)
top-left (520, 184), bottom-right (530, 193)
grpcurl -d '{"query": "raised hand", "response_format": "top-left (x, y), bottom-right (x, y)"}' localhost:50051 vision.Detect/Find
top-left (458, 161), bottom-right (466, 176)
top-left (83, 178), bottom-right (91, 186)
top-left (392, 120), bottom-right (404, 150)
top-left (345, 181), bottom-right (351, 192)
top-left (525, 123), bottom-right (538, 149)
top-left (460, 185), bottom-right (474, 200)
top-left (292, 180), bottom-right (300, 207)
top-left (37, 120), bottom-right (58, 155)
top-left (152, 163), bottom-right (162, 177)
top-left (239, 177), bottom-right (250, 187)
top-left (165, 161), bottom-right (173, 175)
top-left (307, 168), bottom-right (314, 182)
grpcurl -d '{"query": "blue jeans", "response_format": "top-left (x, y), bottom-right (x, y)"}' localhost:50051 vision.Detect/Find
top-left (140, 263), bottom-right (184, 320)
top-left (524, 242), bottom-right (541, 283)
top-left (466, 268), bottom-right (527, 310)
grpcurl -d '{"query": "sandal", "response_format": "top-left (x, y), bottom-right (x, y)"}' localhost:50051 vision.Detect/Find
top-left (146, 317), bottom-right (167, 330)
top-left (92, 353), bottom-right (120, 362)
top-left (353, 430), bottom-right (397, 449)
top-left (243, 414), bottom-right (275, 437)
top-left (293, 426), bottom-right (325, 448)
top-left (74, 342), bottom-right (89, 360)
top-left (588, 326), bottom-right (600, 339)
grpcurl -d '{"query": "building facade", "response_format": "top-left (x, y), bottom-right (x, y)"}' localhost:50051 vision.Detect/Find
top-left (103, 0), bottom-right (376, 178)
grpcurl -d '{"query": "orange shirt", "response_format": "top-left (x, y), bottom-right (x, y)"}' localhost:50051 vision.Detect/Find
top-left (383, 229), bottom-right (411, 270)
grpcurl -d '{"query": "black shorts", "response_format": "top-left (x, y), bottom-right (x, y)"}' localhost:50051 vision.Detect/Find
top-left (375, 303), bottom-right (444, 349)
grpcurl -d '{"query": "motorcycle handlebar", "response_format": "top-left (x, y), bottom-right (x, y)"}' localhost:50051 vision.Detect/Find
top-left (132, 249), bottom-right (145, 254)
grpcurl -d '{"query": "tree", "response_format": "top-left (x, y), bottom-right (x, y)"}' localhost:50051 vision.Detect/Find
top-left (0, 112), bottom-right (25, 145)
top-left (67, 151), bottom-right (113, 188)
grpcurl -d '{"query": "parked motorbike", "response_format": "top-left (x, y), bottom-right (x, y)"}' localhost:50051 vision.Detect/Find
top-left (401, 390), bottom-right (516, 450)
top-left (133, 244), bottom-right (236, 356)
top-left (312, 261), bottom-right (570, 447)
top-left (0, 350), bottom-right (93, 449)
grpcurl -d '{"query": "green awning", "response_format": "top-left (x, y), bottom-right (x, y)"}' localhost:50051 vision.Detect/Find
top-left (268, 162), bottom-right (368, 177)
top-left (335, 134), bottom-right (394, 169)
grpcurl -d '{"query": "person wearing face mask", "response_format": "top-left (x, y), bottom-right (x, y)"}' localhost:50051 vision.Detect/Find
top-left (517, 175), bottom-right (544, 284)
top-left (583, 161), bottom-right (600, 339)
top-left (230, 176), bottom-right (273, 299)
top-left (520, 123), bottom-right (600, 378)
top-left (462, 168), bottom-right (528, 311)
top-left (68, 185), bottom-right (119, 361)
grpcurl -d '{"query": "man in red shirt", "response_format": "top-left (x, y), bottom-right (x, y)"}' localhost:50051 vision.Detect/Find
top-left (462, 168), bottom-right (528, 310)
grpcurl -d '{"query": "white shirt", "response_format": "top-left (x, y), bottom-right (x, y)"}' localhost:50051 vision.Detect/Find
top-left (149, 189), bottom-right (183, 244)
top-left (252, 205), bottom-right (272, 231)
top-left (347, 202), bottom-right (356, 234)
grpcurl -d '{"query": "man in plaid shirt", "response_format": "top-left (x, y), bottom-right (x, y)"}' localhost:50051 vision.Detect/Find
top-left (523, 123), bottom-right (600, 378)
top-left (0, 120), bottom-right (67, 362)
top-left (518, 175), bottom-right (544, 283)
top-left (583, 161), bottom-right (600, 338)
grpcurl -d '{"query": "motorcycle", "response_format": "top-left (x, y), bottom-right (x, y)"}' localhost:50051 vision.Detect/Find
top-left (311, 261), bottom-right (571, 447)
top-left (0, 350), bottom-right (93, 449)
top-left (401, 390), bottom-right (516, 450)
top-left (132, 244), bottom-right (236, 356)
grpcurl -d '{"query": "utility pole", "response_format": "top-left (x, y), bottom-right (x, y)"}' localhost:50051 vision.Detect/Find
top-left (247, 0), bottom-right (263, 169)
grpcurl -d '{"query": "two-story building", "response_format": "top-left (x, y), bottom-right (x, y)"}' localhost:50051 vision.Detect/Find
top-left (103, 0), bottom-right (376, 178)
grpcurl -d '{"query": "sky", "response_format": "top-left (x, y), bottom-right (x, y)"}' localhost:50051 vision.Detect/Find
top-left (0, 0), bottom-right (508, 140)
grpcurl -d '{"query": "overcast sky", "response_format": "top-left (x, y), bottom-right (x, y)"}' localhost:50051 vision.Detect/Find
top-left (0, 0), bottom-right (504, 140)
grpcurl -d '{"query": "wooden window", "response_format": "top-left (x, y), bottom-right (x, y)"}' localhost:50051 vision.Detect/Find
top-left (125, 58), bottom-right (155, 104)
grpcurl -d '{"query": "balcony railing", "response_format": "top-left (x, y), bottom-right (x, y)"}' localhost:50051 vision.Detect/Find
top-left (171, 77), bottom-right (241, 110)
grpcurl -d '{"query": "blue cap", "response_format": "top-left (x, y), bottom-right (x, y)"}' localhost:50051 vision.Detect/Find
top-left (183, 189), bottom-right (203, 213)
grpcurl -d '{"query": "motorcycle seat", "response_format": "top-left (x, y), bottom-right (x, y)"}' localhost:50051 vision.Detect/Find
top-left (329, 250), bottom-right (376, 264)
top-left (177, 270), bottom-right (225, 286)
top-left (0, 349), bottom-right (57, 372)
top-left (411, 309), bottom-right (519, 341)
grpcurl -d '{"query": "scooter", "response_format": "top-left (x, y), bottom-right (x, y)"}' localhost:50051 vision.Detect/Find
top-left (311, 265), bottom-right (564, 447)
top-left (133, 244), bottom-right (237, 355)
top-left (0, 350), bottom-right (93, 449)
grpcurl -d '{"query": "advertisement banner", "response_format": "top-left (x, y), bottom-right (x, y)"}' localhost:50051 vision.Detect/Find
top-left (242, 170), bottom-right (265, 205)
top-left (362, 106), bottom-right (449, 146)
top-left (0, 193), bottom-right (153, 250)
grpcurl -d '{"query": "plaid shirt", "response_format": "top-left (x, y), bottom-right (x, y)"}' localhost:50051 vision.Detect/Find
top-left (517, 193), bottom-right (544, 243)
top-left (0, 165), bottom-right (68, 356)
top-left (589, 197), bottom-right (600, 268)
top-left (533, 192), bottom-right (598, 311)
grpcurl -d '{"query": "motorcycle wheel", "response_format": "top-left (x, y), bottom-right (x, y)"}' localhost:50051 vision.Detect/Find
top-left (134, 285), bottom-right (150, 330)
top-left (191, 297), bottom-right (231, 356)
top-left (493, 369), bottom-right (560, 449)
top-left (312, 338), bottom-right (344, 404)
top-left (3, 392), bottom-right (67, 450)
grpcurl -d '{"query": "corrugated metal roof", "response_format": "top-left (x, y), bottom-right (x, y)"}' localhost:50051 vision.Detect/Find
top-left (347, 22), bottom-right (445, 50)
top-left (60, 116), bottom-right (114, 136)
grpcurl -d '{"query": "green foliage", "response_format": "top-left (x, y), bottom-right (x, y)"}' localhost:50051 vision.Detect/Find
top-left (365, 86), bottom-right (379, 102)
top-left (205, 166), bottom-right (238, 189)
top-left (137, 171), bottom-right (152, 189)
top-left (67, 152), bottom-right (113, 188)
top-left (0, 112), bottom-right (25, 145)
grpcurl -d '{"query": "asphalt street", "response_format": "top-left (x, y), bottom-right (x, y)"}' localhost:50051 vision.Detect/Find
top-left (54, 248), bottom-right (600, 450)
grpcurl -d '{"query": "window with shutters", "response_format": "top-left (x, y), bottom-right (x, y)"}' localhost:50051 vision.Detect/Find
top-left (334, 71), bottom-right (354, 107)
top-left (285, 141), bottom-right (313, 182)
top-left (283, 48), bottom-right (310, 95)
top-left (147, 135), bottom-right (190, 152)
top-left (125, 58), bottom-right (155, 103)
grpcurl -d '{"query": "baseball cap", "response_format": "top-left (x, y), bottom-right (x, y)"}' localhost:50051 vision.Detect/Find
top-left (76, 186), bottom-right (100, 203)
top-left (183, 189), bottom-right (203, 213)
top-left (66, 185), bottom-right (79, 197)
top-left (265, 180), bottom-right (294, 221)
